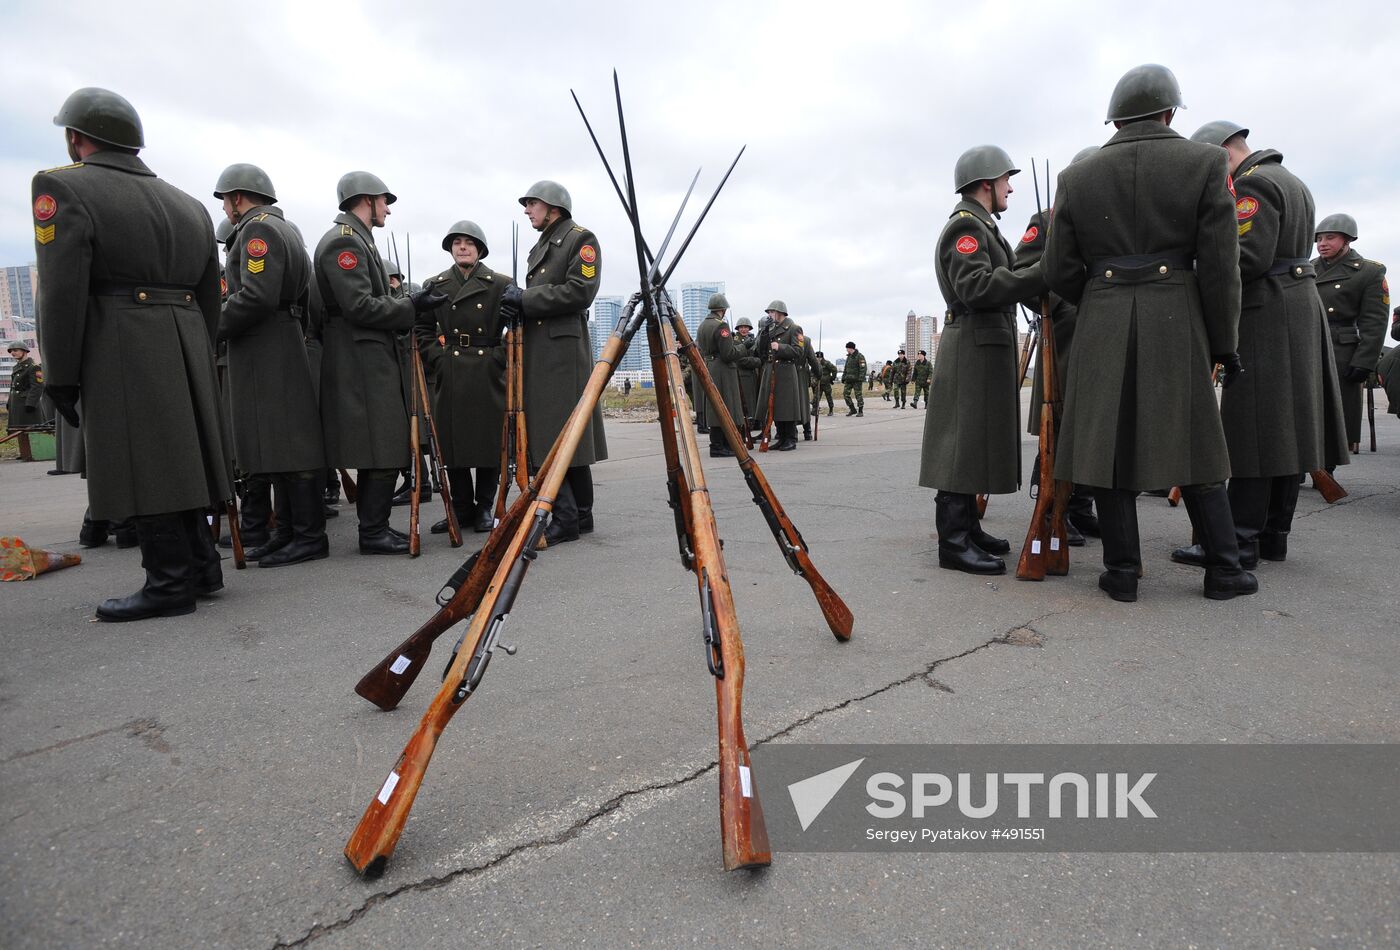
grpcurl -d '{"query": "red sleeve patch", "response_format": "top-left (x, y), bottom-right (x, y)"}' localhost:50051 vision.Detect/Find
top-left (720, 326), bottom-right (731, 337)
top-left (579, 244), bottom-right (597, 263)
top-left (955, 235), bottom-right (979, 255)
top-left (1226, 174), bottom-right (1236, 197)
top-left (1235, 196), bottom-right (1259, 220)
top-left (246, 237), bottom-right (268, 258)
top-left (337, 251), bottom-right (358, 270)
top-left (33, 194), bottom-right (57, 221)
top-left (1020, 225), bottom-right (1039, 244)
top-left (220, 277), bottom-right (228, 296)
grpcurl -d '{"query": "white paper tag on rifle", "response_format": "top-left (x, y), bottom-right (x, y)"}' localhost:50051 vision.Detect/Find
top-left (1050, 537), bottom-right (1061, 552)
top-left (739, 765), bottom-right (753, 798)
top-left (377, 771), bottom-right (400, 804)
top-left (206, 514), bottom-right (215, 526)
top-left (1031, 540), bottom-right (1041, 555)
top-left (390, 655), bottom-right (412, 675)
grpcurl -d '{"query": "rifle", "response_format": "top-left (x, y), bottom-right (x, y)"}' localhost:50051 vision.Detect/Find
top-left (759, 334), bottom-right (777, 452)
top-left (407, 340), bottom-right (422, 557)
top-left (1166, 364), bottom-right (1221, 507)
top-left (338, 468), bottom-right (357, 504)
top-left (1016, 160), bottom-right (1069, 580)
top-left (1367, 379), bottom-right (1377, 452)
top-left (1310, 469), bottom-right (1347, 504)
top-left (495, 222), bottom-right (530, 520)
top-left (736, 365), bottom-right (755, 451)
top-left (414, 345), bottom-right (461, 546)
top-left (213, 363), bottom-right (247, 569)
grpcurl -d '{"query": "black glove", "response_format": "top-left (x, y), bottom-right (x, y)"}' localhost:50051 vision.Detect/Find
top-left (1213, 353), bottom-right (1244, 389)
top-left (410, 288), bottom-right (449, 313)
top-left (47, 385), bottom-right (80, 427)
top-left (1342, 365), bottom-right (1371, 385)
top-left (501, 284), bottom-right (524, 313)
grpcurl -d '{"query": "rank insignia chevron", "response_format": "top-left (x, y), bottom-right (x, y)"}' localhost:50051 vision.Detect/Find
top-left (580, 263), bottom-right (596, 278)
top-left (35, 224), bottom-right (55, 245)
top-left (247, 258), bottom-right (265, 274)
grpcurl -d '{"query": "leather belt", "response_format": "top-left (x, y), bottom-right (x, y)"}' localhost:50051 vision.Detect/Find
top-left (944, 304), bottom-right (1014, 325)
top-left (1087, 252), bottom-right (1195, 283)
top-left (1328, 319), bottom-right (1358, 328)
top-left (1263, 258), bottom-right (1314, 279)
top-left (91, 281), bottom-right (197, 304)
top-left (453, 333), bottom-right (498, 347)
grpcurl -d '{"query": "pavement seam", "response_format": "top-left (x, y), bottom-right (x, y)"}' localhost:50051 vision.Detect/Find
top-left (1293, 483), bottom-right (1400, 520)
top-left (273, 606), bottom-right (1071, 948)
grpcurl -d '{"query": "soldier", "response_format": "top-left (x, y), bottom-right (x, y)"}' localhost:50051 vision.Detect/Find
top-left (416, 220), bottom-right (512, 533)
top-left (910, 349), bottom-right (932, 408)
top-left (1312, 213), bottom-right (1389, 455)
top-left (880, 360), bottom-right (893, 400)
top-left (734, 316), bottom-right (763, 432)
top-left (841, 341), bottom-right (866, 415)
top-left (1043, 64), bottom-right (1255, 602)
top-left (214, 163), bottom-right (327, 568)
top-left (501, 180), bottom-right (606, 547)
top-left (1167, 121), bottom-right (1347, 568)
top-left (384, 255), bottom-right (432, 507)
top-left (34, 87), bottom-right (230, 620)
top-left (5, 341), bottom-right (44, 429)
top-left (812, 350), bottom-right (837, 416)
top-left (695, 292), bottom-right (746, 457)
top-left (890, 349), bottom-right (910, 407)
top-left (315, 170), bottom-right (446, 555)
top-left (794, 322), bottom-right (821, 439)
top-left (755, 300), bottom-right (806, 450)
top-left (919, 144), bottom-right (1045, 575)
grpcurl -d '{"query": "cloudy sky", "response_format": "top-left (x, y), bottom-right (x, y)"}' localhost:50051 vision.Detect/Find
top-left (4, 0), bottom-right (1397, 357)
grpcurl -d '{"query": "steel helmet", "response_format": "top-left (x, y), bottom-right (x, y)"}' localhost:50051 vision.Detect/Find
top-left (52, 87), bottom-right (144, 149)
top-left (385, 257), bottom-right (405, 279)
top-left (953, 145), bottom-right (1019, 193)
top-left (765, 300), bottom-right (788, 315)
top-left (215, 218), bottom-right (234, 245)
top-left (337, 171), bottom-right (397, 212)
top-left (1105, 64), bottom-right (1185, 124)
top-left (517, 180), bottom-right (572, 214)
top-left (735, 316), bottom-right (754, 328)
top-left (1316, 213), bottom-right (1359, 242)
top-left (441, 219), bottom-right (490, 257)
top-left (708, 292), bottom-right (730, 311)
top-left (213, 163), bottom-right (277, 203)
top-left (1190, 120), bottom-right (1249, 148)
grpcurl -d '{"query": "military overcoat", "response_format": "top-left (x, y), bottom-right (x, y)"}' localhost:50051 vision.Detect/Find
top-left (795, 329), bottom-right (821, 410)
top-left (417, 262), bottom-right (512, 468)
top-left (695, 312), bottom-right (746, 429)
top-left (756, 318), bottom-right (807, 423)
top-left (32, 150), bottom-right (230, 520)
top-left (520, 215), bottom-right (606, 467)
top-left (220, 205), bottom-right (324, 474)
top-left (1313, 246), bottom-right (1388, 444)
top-left (1043, 121), bottom-right (1240, 490)
top-left (1220, 150), bottom-right (1347, 476)
top-left (6, 356), bottom-right (44, 427)
top-left (314, 212), bottom-right (414, 470)
top-left (735, 333), bottom-right (762, 419)
top-left (918, 200), bottom-right (1044, 494)
top-left (1014, 209), bottom-right (1077, 435)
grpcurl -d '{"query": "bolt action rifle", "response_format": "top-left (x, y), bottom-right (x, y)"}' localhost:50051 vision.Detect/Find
top-left (759, 324), bottom-right (778, 453)
top-left (495, 221), bottom-right (529, 520)
top-left (1367, 376), bottom-right (1377, 452)
top-left (1310, 469), bottom-right (1347, 503)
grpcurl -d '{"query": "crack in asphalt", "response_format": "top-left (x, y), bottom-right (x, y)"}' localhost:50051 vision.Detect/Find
top-left (1293, 483), bottom-right (1400, 519)
top-left (273, 606), bottom-right (1073, 948)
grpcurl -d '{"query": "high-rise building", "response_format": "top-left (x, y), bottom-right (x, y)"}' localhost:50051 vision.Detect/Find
top-left (678, 281), bottom-right (724, 337)
top-left (904, 310), bottom-right (935, 359)
top-left (0, 264), bottom-right (38, 321)
top-left (590, 296), bottom-right (652, 380)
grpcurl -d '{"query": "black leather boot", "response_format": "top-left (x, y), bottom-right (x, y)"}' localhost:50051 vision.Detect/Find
top-left (569, 466), bottom-right (595, 535)
top-left (79, 508), bottom-right (110, 548)
top-left (1094, 489), bottom-right (1141, 602)
top-left (260, 472), bottom-right (329, 567)
top-left (970, 510), bottom-right (1011, 555)
top-left (185, 509), bottom-right (224, 595)
top-left (1258, 474), bottom-right (1301, 561)
top-left (358, 470), bottom-right (409, 554)
top-left (1068, 487), bottom-right (1100, 537)
top-left (776, 422), bottom-right (798, 451)
top-left (710, 429), bottom-right (735, 458)
top-left (936, 492), bottom-right (1005, 574)
top-left (245, 476), bottom-right (293, 560)
top-left (541, 477), bottom-right (580, 548)
top-left (96, 513), bottom-right (196, 621)
top-left (432, 467), bottom-right (471, 535)
top-left (1182, 483), bottom-right (1258, 600)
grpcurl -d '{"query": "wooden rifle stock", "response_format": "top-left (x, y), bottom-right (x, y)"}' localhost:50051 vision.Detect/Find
top-left (976, 494), bottom-right (988, 518)
top-left (759, 346), bottom-right (777, 452)
top-left (408, 360), bottom-right (422, 558)
top-left (339, 468), bottom-right (357, 504)
top-left (1310, 469), bottom-right (1347, 504)
top-left (414, 347), bottom-right (461, 547)
top-left (1016, 297), bottom-right (1069, 580)
top-left (225, 498), bottom-right (246, 570)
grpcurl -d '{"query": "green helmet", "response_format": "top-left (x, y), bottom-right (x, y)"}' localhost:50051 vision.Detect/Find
top-left (735, 316), bottom-right (754, 329)
top-left (6, 340), bottom-right (31, 353)
top-left (442, 219), bottom-right (490, 257)
top-left (1190, 120), bottom-right (1248, 148)
top-left (1071, 146), bottom-right (1100, 165)
top-left (337, 171), bottom-right (397, 212)
top-left (518, 180), bottom-right (572, 214)
top-left (1316, 213), bottom-right (1359, 242)
top-left (213, 163), bottom-right (277, 203)
top-left (765, 299), bottom-right (788, 315)
top-left (708, 292), bottom-right (730, 311)
top-left (53, 86), bottom-right (144, 149)
top-left (1105, 64), bottom-right (1184, 124)
top-left (215, 218), bottom-right (234, 245)
top-left (953, 145), bottom-right (1019, 193)
top-left (386, 257), bottom-right (405, 279)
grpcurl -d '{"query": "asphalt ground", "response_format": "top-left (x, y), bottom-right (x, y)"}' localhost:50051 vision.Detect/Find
top-left (2, 393), bottom-right (1398, 949)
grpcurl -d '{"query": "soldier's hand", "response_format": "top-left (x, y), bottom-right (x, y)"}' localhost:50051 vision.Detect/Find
top-left (501, 284), bottom-right (525, 314)
top-left (1342, 365), bottom-right (1371, 385)
top-left (410, 288), bottom-right (450, 313)
top-left (47, 385), bottom-right (80, 428)
top-left (1213, 353), bottom-right (1244, 388)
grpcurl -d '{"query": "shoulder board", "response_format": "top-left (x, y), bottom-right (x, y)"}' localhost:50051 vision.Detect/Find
top-left (253, 212), bottom-right (271, 222)
top-left (340, 225), bottom-right (353, 236)
top-left (571, 225), bottom-right (586, 233)
top-left (39, 161), bottom-right (84, 174)
top-left (1241, 166), bottom-right (1261, 177)
top-left (1364, 259), bottom-right (1385, 267)
top-left (957, 211), bottom-right (972, 218)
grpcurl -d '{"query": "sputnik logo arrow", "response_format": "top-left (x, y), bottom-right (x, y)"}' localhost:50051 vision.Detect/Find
top-left (786, 758), bottom-right (865, 831)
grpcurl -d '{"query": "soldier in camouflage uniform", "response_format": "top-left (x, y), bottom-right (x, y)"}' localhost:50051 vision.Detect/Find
top-left (695, 292), bottom-right (746, 457)
top-left (34, 87), bottom-right (231, 621)
top-left (1312, 213), bottom-right (1388, 453)
top-left (879, 361), bottom-right (892, 400)
top-left (890, 350), bottom-right (910, 407)
top-left (910, 349), bottom-right (932, 408)
top-left (1043, 64), bottom-right (1255, 602)
top-left (841, 342), bottom-right (866, 415)
top-left (812, 351), bottom-right (837, 416)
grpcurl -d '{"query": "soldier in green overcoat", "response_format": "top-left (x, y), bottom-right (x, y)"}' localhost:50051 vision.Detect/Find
top-left (215, 164), bottom-right (328, 568)
top-left (501, 181), bottom-right (606, 547)
top-left (1312, 212), bottom-right (1389, 451)
top-left (695, 293), bottom-right (746, 457)
top-left (919, 145), bottom-right (1045, 576)
top-left (417, 220), bottom-right (512, 533)
top-left (1168, 122), bottom-right (1348, 569)
top-left (909, 350), bottom-right (932, 408)
top-left (315, 170), bottom-right (446, 554)
top-left (841, 342), bottom-right (866, 415)
top-left (5, 342), bottom-right (44, 428)
top-left (1043, 64), bottom-right (1255, 602)
top-left (734, 317), bottom-right (763, 431)
top-left (755, 300), bottom-right (806, 450)
top-left (794, 324), bottom-right (821, 439)
top-left (34, 87), bottom-right (230, 621)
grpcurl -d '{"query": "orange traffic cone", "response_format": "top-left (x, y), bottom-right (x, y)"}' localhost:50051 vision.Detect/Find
top-left (0, 536), bottom-right (82, 581)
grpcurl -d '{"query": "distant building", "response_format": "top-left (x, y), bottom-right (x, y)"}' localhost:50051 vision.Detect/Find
top-left (590, 296), bottom-right (653, 382)
top-left (678, 281), bottom-right (724, 337)
top-left (0, 264), bottom-right (37, 322)
top-left (904, 310), bottom-right (935, 359)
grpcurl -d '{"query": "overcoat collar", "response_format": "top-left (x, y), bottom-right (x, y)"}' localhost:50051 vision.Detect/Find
top-left (83, 150), bottom-right (156, 177)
